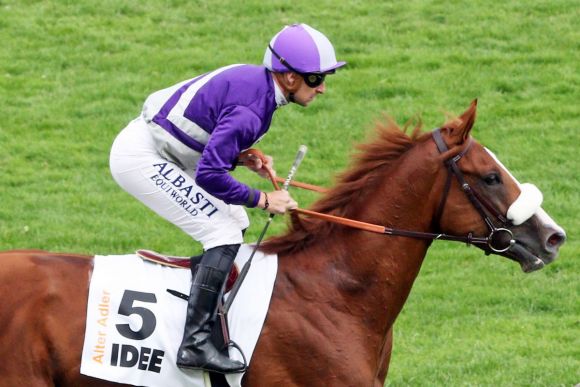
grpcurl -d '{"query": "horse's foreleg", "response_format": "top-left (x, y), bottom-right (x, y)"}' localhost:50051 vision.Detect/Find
top-left (376, 326), bottom-right (393, 383)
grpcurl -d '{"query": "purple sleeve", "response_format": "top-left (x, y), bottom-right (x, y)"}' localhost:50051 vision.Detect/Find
top-left (195, 105), bottom-right (262, 207)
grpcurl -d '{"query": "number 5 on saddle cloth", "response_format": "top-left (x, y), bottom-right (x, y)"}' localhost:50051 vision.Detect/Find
top-left (81, 247), bottom-right (276, 387)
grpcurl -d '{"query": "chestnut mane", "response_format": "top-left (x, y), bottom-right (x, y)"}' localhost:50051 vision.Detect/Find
top-left (260, 117), bottom-right (434, 256)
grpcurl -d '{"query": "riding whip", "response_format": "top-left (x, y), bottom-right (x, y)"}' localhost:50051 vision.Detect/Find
top-left (223, 145), bottom-right (307, 313)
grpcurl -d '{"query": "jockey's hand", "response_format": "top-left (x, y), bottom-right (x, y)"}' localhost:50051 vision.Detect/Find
top-left (259, 190), bottom-right (297, 215)
top-left (238, 149), bottom-right (276, 179)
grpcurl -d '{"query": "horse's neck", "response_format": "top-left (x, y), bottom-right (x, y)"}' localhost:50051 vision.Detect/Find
top-left (288, 148), bottom-right (440, 334)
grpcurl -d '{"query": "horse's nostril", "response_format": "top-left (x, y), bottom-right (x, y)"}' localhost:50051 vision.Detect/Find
top-left (547, 232), bottom-right (566, 248)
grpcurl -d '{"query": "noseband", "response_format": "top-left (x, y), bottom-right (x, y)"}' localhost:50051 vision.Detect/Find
top-left (432, 129), bottom-right (515, 253)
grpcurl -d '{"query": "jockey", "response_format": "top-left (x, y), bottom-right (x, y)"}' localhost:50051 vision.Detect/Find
top-left (109, 23), bottom-right (346, 374)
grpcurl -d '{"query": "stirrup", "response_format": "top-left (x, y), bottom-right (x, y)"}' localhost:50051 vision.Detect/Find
top-left (177, 349), bottom-right (247, 374)
top-left (225, 339), bottom-right (248, 371)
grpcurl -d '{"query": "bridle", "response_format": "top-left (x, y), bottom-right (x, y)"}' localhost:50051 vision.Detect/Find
top-left (431, 128), bottom-right (515, 253)
top-left (262, 128), bottom-right (517, 254)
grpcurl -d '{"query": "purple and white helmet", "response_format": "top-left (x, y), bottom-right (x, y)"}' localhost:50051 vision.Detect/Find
top-left (263, 23), bottom-right (346, 74)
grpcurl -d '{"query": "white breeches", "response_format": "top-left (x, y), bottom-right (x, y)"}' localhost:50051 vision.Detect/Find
top-left (109, 117), bottom-right (249, 250)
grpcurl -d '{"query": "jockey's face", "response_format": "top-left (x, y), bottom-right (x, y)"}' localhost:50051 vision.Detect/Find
top-left (290, 72), bottom-right (326, 107)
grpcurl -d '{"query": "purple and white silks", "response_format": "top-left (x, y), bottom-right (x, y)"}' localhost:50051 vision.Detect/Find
top-left (142, 64), bottom-right (281, 207)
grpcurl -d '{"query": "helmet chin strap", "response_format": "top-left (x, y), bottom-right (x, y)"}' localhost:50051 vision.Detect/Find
top-left (288, 93), bottom-right (296, 103)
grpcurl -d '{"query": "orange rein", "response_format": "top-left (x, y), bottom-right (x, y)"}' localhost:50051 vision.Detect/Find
top-left (269, 171), bottom-right (387, 234)
top-left (248, 135), bottom-right (493, 249)
top-left (272, 176), bottom-right (328, 194)
top-left (241, 148), bottom-right (386, 234)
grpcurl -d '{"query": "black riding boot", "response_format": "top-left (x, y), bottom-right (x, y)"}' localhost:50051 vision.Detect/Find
top-left (176, 244), bottom-right (246, 374)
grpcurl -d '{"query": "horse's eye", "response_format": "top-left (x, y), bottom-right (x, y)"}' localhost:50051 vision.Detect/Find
top-left (483, 173), bottom-right (502, 186)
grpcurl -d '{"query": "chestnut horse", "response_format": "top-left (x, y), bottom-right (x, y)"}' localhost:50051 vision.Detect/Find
top-left (0, 101), bottom-right (566, 386)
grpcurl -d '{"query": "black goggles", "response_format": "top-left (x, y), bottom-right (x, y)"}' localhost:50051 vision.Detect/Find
top-left (268, 44), bottom-right (327, 88)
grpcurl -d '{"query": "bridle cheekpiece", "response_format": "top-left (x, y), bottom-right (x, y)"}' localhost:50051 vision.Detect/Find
top-left (431, 128), bottom-right (516, 253)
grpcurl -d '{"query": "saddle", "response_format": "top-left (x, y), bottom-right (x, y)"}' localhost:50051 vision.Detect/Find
top-left (136, 249), bottom-right (239, 292)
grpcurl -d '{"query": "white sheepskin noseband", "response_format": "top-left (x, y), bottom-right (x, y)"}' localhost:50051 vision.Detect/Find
top-left (506, 183), bottom-right (543, 225)
top-left (484, 147), bottom-right (543, 226)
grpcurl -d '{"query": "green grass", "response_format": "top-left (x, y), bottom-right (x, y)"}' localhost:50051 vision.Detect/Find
top-left (0, 0), bottom-right (578, 385)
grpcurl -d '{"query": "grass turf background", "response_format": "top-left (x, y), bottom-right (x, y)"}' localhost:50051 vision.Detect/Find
top-left (0, 1), bottom-right (578, 385)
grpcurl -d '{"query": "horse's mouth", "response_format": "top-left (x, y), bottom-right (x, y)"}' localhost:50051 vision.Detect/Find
top-left (504, 242), bottom-right (554, 273)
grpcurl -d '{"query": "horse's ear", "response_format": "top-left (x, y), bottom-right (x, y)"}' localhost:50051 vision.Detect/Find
top-left (442, 99), bottom-right (477, 145)
top-left (459, 99), bottom-right (478, 136)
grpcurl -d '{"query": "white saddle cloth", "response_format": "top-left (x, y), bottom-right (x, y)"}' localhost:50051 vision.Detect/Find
top-left (80, 244), bottom-right (277, 387)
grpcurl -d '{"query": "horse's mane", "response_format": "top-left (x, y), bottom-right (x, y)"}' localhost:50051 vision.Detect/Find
top-left (260, 116), bottom-right (434, 256)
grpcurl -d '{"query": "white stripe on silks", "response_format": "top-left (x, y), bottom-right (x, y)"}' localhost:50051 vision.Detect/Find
top-left (167, 64), bottom-right (244, 145)
top-left (142, 79), bottom-right (192, 123)
top-left (302, 24), bottom-right (336, 71)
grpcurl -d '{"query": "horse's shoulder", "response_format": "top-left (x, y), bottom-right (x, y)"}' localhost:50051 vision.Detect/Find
top-left (0, 251), bottom-right (94, 305)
